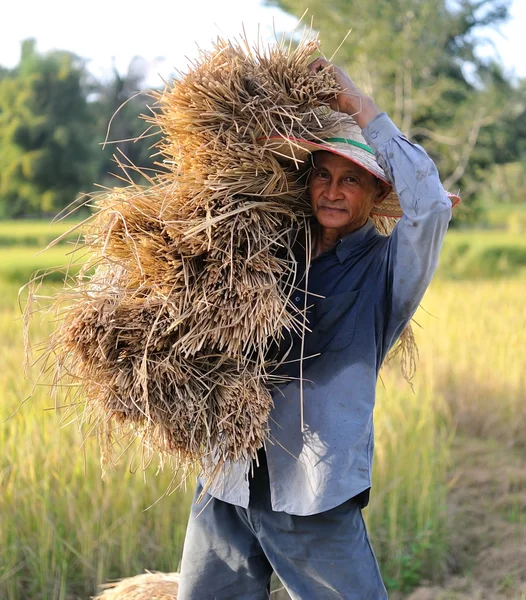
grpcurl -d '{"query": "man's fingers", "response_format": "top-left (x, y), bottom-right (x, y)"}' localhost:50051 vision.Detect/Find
top-left (307, 57), bottom-right (372, 121)
top-left (308, 57), bottom-right (332, 74)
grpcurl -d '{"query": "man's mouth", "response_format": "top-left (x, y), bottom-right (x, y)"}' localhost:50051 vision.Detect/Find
top-left (318, 205), bottom-right (346, 212)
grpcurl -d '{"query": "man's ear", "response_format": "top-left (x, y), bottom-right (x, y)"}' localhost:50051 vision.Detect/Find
top-left (375, 180), bottom-right (391, 203)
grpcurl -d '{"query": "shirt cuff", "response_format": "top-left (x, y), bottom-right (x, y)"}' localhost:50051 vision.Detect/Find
top-left (362, 112), bottom-right (403, 152)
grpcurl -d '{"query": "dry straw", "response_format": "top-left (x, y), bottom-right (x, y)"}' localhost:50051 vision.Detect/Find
top-left (24, 32), bottom-right (414, 485)
top-left (93, 571), bottom-right (179, 599)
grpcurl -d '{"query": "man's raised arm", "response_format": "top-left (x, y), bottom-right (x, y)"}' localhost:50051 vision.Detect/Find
top-left (309, 58), bottom-right (452, 339)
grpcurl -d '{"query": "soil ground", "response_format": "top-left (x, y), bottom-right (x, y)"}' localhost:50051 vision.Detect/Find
top-left (399, 436), bottom-right (526, 600)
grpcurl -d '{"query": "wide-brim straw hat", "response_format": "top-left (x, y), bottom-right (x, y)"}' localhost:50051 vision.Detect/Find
top-left (262, 118), bottom-right (460, 218)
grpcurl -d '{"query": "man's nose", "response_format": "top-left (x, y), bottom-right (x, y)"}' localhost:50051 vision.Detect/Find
top-left (324, 181), bottom-right (343, 201)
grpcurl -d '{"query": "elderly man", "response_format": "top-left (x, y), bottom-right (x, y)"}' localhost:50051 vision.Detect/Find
top-left (178, 59), bottom-right (457, 599)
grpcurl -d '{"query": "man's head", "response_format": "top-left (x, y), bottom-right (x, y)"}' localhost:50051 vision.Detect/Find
top-left (261, 115), bottom-right (404, 219)
top-left (262, 114), bottom-right (460, 227)
top-left (309, 150), bottom-right (390, 236)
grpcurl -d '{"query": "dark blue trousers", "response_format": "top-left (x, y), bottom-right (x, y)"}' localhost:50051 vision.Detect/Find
top-left (179, 451), bottom-right (388, 599)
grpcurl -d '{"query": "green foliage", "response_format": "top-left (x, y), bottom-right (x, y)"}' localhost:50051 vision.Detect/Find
top-left (381, 533), bottom-right (437, 592)
top-left (0, 42), bottom-right (163, 220)
top-left (0, 246), bottom-right (84, 285)
top-left (0, 40), bottom-right (95, 218)
top-left (0, 221), bottom-right (84, 285)
top-left (3, 220), bottom-right (526, 288)
top-left (438, 229), bottom-right (526, 278)
top-left (1, 18), bottom-right (525, 221)
top-left (457, 244), bottom-right (526, 277)
top-left (484, 202), bottom-right (526, 229)
top-left (478, 161), bottom-right (526, 209)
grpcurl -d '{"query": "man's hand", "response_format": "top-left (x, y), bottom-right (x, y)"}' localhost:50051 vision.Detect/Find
top-left (308, 58), bottom-right (381, 130)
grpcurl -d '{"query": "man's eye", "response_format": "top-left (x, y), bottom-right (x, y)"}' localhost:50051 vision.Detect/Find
top-left (344, 176), bottom-right (357, 184)
top-left (315, 171), bottom-right (329, 178)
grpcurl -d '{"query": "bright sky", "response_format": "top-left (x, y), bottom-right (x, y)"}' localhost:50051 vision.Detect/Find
top-left (1, 0), bottom-right (525, 86)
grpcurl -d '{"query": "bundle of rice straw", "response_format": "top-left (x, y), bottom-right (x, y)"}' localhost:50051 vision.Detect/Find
top-left (25, 32), bottom-right (410, 484)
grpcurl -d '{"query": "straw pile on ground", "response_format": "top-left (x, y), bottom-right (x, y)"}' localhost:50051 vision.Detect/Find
top-left (25, 34), bottom-right (407, 483)
top-left (93, 571), bottom-right (290, 599)
top-left (93, 571), bottom-right (179, 599)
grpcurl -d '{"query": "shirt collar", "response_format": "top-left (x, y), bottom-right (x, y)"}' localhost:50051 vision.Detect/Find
top-left (335, 218), bottom-right (377, 263)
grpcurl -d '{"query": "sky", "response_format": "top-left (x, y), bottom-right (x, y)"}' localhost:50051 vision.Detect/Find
top-left (1, 0), bottom-right (525, 86)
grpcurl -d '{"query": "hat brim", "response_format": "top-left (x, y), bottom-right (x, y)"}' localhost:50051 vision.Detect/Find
top-left (260, 136), bottom-right (461, 218)
top-left (263, 136), bottom-right (389, 184)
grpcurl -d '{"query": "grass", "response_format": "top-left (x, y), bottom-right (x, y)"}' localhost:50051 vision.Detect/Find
top-left (0, 220), bottom-right (89, 289)
top-left (2, 219), bottom-right (526, 287)
top-left (0, 282), bottom-right (453, 598)
top-left (485, 202), bottom-right (526, 220)
top-left (0, 220), bottom-right (524, 597)
top-left (483, 201), bottom-right (526, 230)
top-left (0, 219), bottom-right (82, 248)
top-left (0, 245), bottom-right (86, 286)
top-left (438, 230), bottom-right (526, 279)
top-left (366, 275), bottom-right (525, 589)
top-left (413, 278), bottom-right (526, 446)
top-left (369, 383), bottom-right (451, 591)
top-left (0, 308), bottom-right (194, 600)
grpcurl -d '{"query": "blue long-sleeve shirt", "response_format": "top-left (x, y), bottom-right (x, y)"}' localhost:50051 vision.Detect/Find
top-left (201, 112), bottom-right (452, 515)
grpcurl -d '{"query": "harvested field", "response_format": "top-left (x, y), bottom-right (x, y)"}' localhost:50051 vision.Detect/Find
top-left (398, 438), bottom-right (526, 600)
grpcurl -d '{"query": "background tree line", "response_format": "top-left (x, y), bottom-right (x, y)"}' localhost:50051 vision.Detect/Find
top-left (0, 39), bottom-right (159, 219)
top-left (0, 0), bottom-right (525, 222)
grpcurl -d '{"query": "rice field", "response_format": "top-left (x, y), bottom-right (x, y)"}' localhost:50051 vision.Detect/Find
top-left (437, 229), bottom-right (526, 279)
top-left (0, 219), bottom-right (82, 247)
top-left (0, 221), bottom-right (524, 598)
top-left (370, 276), bottom-right (526, 591)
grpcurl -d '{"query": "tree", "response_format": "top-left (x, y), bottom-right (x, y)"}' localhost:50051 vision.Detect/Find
top-left (88, 56), bottom-right (162, 187)
top-left (267, 0), bottom-right (514, 215)
top-left (0, 39), bottom-right (94, 217)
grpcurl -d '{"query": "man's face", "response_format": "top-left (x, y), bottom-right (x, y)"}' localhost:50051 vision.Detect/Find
top-left (309, 151), bottom-right (381, 235)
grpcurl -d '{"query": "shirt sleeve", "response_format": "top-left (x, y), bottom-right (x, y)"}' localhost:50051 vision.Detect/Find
top-left (362, 112), bottom-right (452, 350)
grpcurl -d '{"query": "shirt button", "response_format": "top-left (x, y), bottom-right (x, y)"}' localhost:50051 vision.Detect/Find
top-left (294, 296), bottom-right (301, 303)
top-left (371, 132), bottom-right (378, 139)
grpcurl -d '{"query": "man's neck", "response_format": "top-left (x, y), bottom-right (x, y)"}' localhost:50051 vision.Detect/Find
top-left (312, 220), bottom-right (367, 259)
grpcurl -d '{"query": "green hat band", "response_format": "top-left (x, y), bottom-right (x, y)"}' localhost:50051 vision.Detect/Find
top-left (323, 138), bottom-right (375, 155)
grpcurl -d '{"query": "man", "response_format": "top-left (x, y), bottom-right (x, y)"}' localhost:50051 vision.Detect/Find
top-left (178, 58), bottom-right (457, 599)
